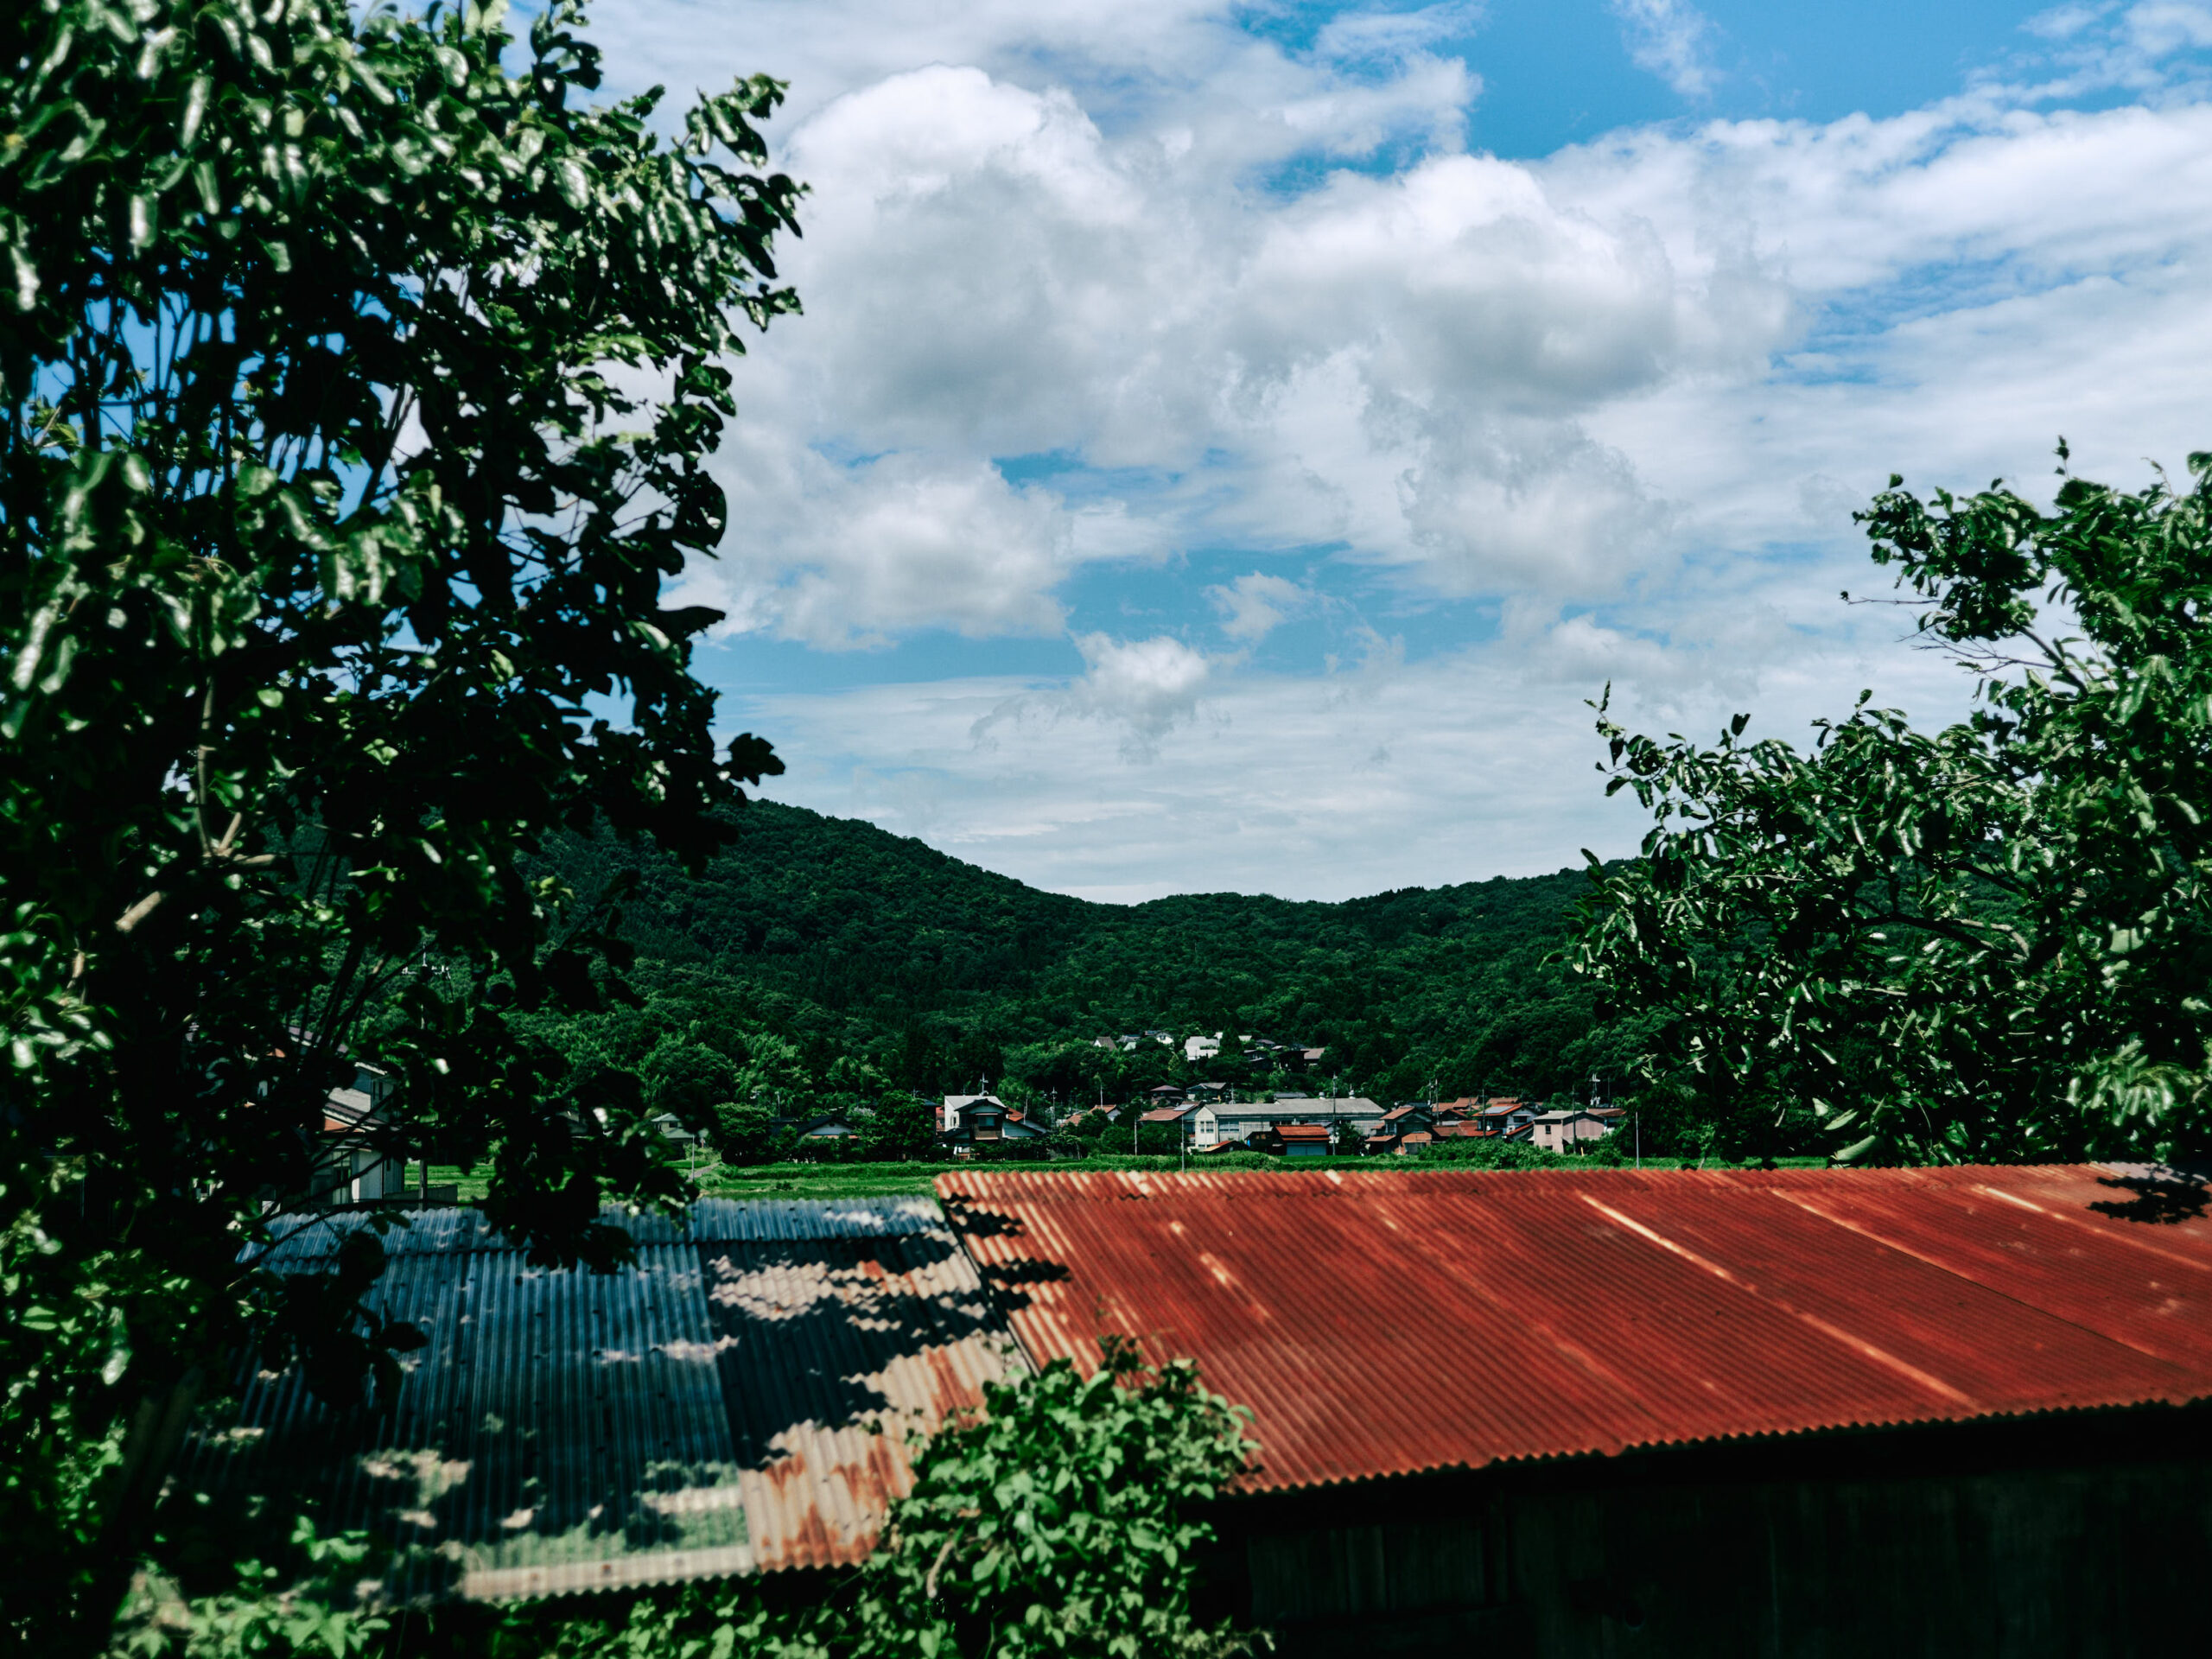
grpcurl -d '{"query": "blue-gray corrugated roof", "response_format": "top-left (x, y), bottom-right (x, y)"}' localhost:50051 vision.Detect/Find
top-left (254, 1195), bottom-right (947, 1260)
top-left (180, 1198), bottom-right (1023, 1601)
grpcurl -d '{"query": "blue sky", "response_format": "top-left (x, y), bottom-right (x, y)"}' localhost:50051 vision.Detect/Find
top-left (586, 0), bottom-right (2212, 898)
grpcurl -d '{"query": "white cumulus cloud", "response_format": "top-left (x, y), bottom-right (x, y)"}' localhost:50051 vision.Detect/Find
top-left (582, 2), bottom-right (2212, 894)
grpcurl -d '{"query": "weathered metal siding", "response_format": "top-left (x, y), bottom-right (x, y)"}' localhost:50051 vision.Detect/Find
top-left (934, 1165), bottom-right (2212, 1494)
top-left (181, 1197), bottom-right (1023, 1599)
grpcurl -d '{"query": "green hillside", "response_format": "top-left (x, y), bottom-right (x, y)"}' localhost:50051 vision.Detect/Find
top-left (524, 801), bottom-right (1649, 1120)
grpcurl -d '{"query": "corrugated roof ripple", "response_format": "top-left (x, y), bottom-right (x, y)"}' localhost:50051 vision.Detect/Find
top-left (934, 1164), bottom-right (2212, 1494)
top-left (182, 1198), bottom-right (1021, 1599)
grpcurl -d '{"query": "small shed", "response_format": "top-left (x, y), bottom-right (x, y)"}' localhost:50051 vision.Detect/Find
top-left (1260, 1123), bottom-right (1332, 1158)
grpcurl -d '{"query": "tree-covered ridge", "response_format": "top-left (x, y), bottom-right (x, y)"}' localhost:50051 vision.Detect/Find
top-left (531, 801), bottom-right (1646, 1117)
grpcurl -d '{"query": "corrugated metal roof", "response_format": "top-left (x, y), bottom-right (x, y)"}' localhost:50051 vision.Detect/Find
top-left (181, 1198), bottom-right (1024, 1599)
top-left (1215, 1102), bottom-right (1378, 1122)
top-left (933, 1164), bottom-right (2212, 1495)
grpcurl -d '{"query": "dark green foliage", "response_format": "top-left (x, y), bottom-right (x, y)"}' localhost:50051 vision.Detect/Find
top-left (1418, 1136), bottom-right (1569, 1169)
top-left (380, 1342), bottom-right (1255, 1659)
top-left (0, 0), bottom-right (798, 1643)
top-left (533, 805), bottom-right (1631, 1122)
top-left (111, 1517), bottom-right (393, 1657)
top-left (1133, 1119), bottom-right (1185, 1156)
top-left (854, 1093), bottom-right (938, 1161)
top-left (711, 1099), bottom-right (780, 1165)
top-left (1573, 444), bottom-right (2212, 1164)
top-left (640, 1039), bottom-right (740, 1129)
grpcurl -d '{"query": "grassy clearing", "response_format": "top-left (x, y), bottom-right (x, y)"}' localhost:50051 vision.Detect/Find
top-left (701, 1160), bottom-right (950, 1199)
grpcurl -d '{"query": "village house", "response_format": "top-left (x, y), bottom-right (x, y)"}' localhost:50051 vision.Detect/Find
top-left (938, 1091), bottom-right (1005, 1132)
top-left (1211, 1096), bottom-right (1382, 1147)
top-left (652, 1111), bottom-right (702, 1147)
top-left (1515, 1108), bottom-right (1618, 1153)
top-left (1253, 1122), bottom-right (1333, 1158)
top-left (938, 1096), bottom-right (1048, 1154)
top-left (1242, 1038), bottom-right (1319, 1075)
top-left (1431, 1119), bottom-right (1499, 1145)
top-left (1140, 1101), bottom-right (1221, 1149)
top-left (1477, 1097), bottom-right (1538, 1136)
top-left (310, 1063), bottom-right (408, 1206)
top-left (1096, 1028), bottom-right (1177, 1053)
top-left (1364, 1099), bottom-right (1476, 1156)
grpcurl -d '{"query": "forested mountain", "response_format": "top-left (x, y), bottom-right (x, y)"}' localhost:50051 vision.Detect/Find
top-left (524, 802), bottom-right (1654, 1122)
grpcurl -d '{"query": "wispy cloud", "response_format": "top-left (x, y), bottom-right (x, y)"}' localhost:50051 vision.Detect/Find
top-left (1608, 0), bottom-right (1719, 98)
top-left (969, 632), bottom-right (1216, 762)
top-left (1206, 573), bottom-right (1313, 643)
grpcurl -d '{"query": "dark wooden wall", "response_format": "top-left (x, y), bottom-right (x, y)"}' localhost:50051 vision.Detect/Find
top-left (1205, 1405), bottom-right (2212, 1658)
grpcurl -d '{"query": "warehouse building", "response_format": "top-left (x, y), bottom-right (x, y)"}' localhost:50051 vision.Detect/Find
top-left (938, 1163), bottom-right (2212, 1657)
top-left (193, 1164), bottom-right (2212, 1654)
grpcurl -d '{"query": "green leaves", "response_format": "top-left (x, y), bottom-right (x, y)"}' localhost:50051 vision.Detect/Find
top-left (828, 1340), bottom-right (1255, 1659)
top-left (0, 0), bottom-right (800, 1641)
top-left (1573, 445), bottom-right (2212, 1166)
top-left (526, 1343), bottom-right (1258, 1659)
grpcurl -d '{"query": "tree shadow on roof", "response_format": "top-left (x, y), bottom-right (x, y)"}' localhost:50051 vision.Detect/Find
top-left (698, 1230), bottom-right (1020, 1473)
top-left (2089, 1172), bottom-right (2209, 1226)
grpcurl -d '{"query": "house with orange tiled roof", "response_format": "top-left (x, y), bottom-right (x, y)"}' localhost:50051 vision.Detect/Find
top-left (1364, 1098), bottom-right (1475, 1155)
top-left (1253, 1122), bottom-right (1333, 1158)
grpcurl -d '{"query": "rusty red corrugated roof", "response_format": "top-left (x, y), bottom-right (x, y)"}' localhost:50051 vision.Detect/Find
top-left (934, 1165), bottom-right (2212, 1495)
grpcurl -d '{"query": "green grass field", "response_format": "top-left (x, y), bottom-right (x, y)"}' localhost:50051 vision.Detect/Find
top-left (414, 1149), bottom-right (1827, 1205)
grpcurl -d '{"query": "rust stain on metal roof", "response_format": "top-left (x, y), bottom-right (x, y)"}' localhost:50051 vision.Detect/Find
top-left (934, 1165), bottom-right (2212, 1495)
